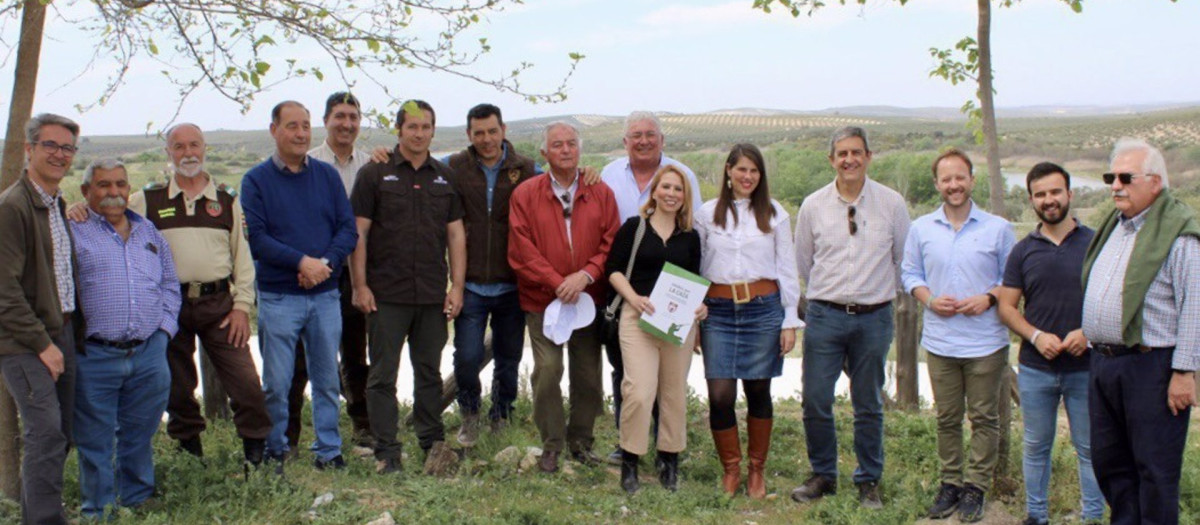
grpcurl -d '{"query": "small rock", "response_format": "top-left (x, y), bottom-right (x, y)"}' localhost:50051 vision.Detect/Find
top-left (620, 505), bottom-right (631, 517)
top-left (423, 441), bottom-right (460, 476)
top-left (561, 462), bottom-right (576, 476)
top-left (311, 492), bottom-right (334, 508)
top-left (365, 511), bottom-right (395, 525)
top-left (518, 447), bottom-right (544, 471)
top-left (494, 445), bottom-right (523, 465)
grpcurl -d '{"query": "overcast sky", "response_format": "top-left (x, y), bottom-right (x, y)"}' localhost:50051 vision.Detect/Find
top-left (1, 0), bottom-right (1196, 137)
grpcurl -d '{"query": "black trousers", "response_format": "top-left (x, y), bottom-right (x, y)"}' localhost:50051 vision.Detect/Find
top-left (1089, 348), bottom-right (1190, 525)
top-left (0, 317), bottom-right (75, 525)
top-left (365, 302), bottom-right (447, 458)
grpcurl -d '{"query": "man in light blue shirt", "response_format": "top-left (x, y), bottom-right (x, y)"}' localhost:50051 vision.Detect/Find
top-left (598, 111), bottom-right (702, 464)
top-left (901, 149), bottom-right (1015, 523)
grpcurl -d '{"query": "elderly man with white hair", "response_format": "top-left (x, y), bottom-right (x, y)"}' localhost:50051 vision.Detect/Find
top-left (1081, 137), bottom-right (1199, 525)
top-left (598, 111), bottom-right (703, 464)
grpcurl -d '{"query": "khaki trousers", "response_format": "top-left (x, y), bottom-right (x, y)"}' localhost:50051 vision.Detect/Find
top-left (617, 303), bottom-right (695, 455)
top-left (926, 347), bottom-right (1008, 489)
top-left (526, 311), bottom-right (604, 453)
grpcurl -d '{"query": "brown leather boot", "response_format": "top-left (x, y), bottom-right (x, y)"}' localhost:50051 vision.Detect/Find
top-left (711, 426), bottom-right (742, 495)
top-left (746, 416), bottom-right (773, 499)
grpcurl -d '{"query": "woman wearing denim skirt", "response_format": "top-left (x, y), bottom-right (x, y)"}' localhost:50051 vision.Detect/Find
top-left (694, 143), bottom-right (804, 499)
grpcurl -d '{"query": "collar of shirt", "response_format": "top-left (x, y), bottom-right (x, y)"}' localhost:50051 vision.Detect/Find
top-left (391, 148), bottom-right (437, 171)
top-left (167, 175), bottom-right (218, 201)
top-left (477, 142), bottom-right (508, 172)
top-left (549, 170), bottom-right (579, 201)
top-left (1118, 207), bottom-right (1150, 233)
top-left (312, 140), bottom-right (363, 168)
top-left (29, 178), bottom-right (60, 207)
top-left (270, 152), bottom-right (309, 173)
top-left (833, 177), bottom-right (872, 206)
top-left (933, 200), bottom-right (984, 229)
top-left (86, 207), bottom-right (145, 234)
top-left (1029, 218), bottom-right (1083, 243)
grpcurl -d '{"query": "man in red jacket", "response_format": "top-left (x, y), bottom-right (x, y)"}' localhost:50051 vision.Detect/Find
top-left (508, 121), bottom-right (620, 473)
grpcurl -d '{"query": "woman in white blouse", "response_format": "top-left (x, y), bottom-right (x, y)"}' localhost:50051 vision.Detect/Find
top-left (695, 143), bottom-right (804, 499)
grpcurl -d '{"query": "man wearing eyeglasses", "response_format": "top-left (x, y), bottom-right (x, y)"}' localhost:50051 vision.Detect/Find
top-left (1081, 138), bottom-right (1199, 525)
top-left (350, 100), bottom-right (466, 475)
top-left (598, 111), bottom-right (702, 465)
top-left (790, 126), bottom-right (910, 509)
top-left (508, 121), bottom-right (620, 473)
top-left (0, 113), bottom-right (82, 525)
top-left (902, 148), bottom-right (1015, 522)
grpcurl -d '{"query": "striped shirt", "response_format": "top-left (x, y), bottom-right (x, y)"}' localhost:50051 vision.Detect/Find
top-left (1082, 211), bottom-right (1200, 371)
top-left (30, 181), bottom-right (75, 313)
top-left (794, 178), bottom-right (910, 305)
top-left (71, 210), bottom-right (181, 341)
top-left (309, 141), bottom-right (370, 199)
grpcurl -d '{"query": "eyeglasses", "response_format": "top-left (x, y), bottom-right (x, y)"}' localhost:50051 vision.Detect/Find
top-left (848, 205), bottom-right (858, 236)
top-left (35, 140), bottom-right (78, 156)
top-left (1102, 172), bottom-right (1143, 185)
top-left (560, 192), bottom-right (572, 220)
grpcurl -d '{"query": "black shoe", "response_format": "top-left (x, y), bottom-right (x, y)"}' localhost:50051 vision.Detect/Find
top-left (927, 482), bottom-right (961, 519)
top-left (314, 454), bottom-right (347, 471)
top-left (790, 474), bottom-right (836, 503)
top-left (178, 436), bottom-right (204, 458)
top-left (957, 484), bottom-right (985, 523)
top-left (1020, 518), bottom-right (1048, 525)
top-left (243, 438), bottom-right (265, 466)
top-left (856, 481), bottom-right (882, 509)
top-left (605, 446), bottom-right (623, 466)
top-left (265, 453), bottom-right (286, 477)
top-left (571, 449), bottom-right (603, 467)
top-left (620, 450), bottom-right (640, 494)
top-left (376, 457), bottom-right (402, 475)
top-left (657, 451), bottom-right (678, 492)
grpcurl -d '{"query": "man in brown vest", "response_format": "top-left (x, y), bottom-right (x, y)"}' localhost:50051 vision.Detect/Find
top-left (123, 123), bottom-right (270, 469)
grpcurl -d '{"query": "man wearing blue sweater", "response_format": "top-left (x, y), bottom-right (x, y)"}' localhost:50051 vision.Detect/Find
top-left (240, 100), bottom-right (358, 472)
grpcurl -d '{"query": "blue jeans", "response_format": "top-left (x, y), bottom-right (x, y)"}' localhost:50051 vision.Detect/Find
top-left (453, 289), bottom-right (525, 420)
top-left (1019, 364), bottom-right (1104, 522)
top-left (801, 301), bottom-right (893, 483)
top-left (74, 331), bottom-right (171, 518)
top-left (258, 289), bottom-right (343, 461)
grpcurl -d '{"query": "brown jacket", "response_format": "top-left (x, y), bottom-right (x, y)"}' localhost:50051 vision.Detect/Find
top-left (0, 176), bottom-right (80, 355)
top-left (446, 141), bottom-right (539, 285)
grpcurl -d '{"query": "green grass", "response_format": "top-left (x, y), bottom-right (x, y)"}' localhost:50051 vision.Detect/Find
top-left (7, 392), bottom-right (1196, 524)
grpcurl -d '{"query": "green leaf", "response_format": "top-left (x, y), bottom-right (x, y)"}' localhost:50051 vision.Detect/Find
top-left (568, 52), bottom-right (585, 60)
top-left (148, 38), bottom-right (158, 55)
top-left (401, 100), bottom-right (423, 120)
top-left (367, 38), bottom-right (380, 52)
top-left (255, 61), bottom-right (270, 75)
top-left (250, 72), bottom-right (260, 88)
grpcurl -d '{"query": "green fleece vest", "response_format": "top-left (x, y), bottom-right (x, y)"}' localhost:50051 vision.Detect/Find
top-left (1081, 189), bottom-right (1200, 346)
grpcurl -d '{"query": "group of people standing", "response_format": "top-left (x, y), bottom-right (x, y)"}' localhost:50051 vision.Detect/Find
top-left (0, 95), bottom-right (1194, 525)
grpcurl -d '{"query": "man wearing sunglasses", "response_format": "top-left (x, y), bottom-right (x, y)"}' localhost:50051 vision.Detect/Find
top-left (0, 113), bottom-right (82, 525)
top-left (1081, 138), bottom-right (1199, 525)
top-left (790, 126), bottom-right (910, 509)
top-left (902, 148), bottom-right (1015, 523)
top-left (507, 121), bottom-right (620, 473)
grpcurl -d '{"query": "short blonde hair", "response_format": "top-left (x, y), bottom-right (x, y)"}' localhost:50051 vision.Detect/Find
top-left (639, 164), bottom-right (694, 231)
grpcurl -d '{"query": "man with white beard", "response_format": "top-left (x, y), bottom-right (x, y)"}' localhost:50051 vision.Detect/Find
top-left (130, 123), bottom-right (269, 470)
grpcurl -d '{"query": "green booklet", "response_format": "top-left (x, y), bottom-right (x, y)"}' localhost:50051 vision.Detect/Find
top-left (637, 262), bottom-right (711, 346)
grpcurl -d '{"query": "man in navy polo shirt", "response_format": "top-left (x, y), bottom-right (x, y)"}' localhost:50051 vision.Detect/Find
top-left (996, 162), bottom-right (1102, 525)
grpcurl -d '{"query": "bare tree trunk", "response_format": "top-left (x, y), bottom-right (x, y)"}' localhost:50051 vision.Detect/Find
top-left (405, 334), bottom-right (492, 427)
top-left (894, 294), bottom-right (920, 410)
top-left (977, 0), bottom-right (1005, 219)
top-left (0, 0), bottom-right (50, 501)
top-left (1, 0), bottom-right (47, 191)
top-left (199, 345), bottom-right (231, 421)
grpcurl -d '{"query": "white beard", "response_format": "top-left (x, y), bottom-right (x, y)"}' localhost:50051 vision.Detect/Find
top-left (175, 157), bottom-right (204, 178)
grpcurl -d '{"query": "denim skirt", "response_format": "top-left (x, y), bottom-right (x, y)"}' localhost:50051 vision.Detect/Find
top-left (701, 292), bottom-right (785, 379)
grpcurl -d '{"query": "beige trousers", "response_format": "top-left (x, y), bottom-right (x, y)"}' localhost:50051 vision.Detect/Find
top-left (617, 303), bottom-right (696, 455)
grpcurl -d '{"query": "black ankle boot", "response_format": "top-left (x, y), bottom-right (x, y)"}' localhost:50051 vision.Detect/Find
top-left (243, 438), bottom-right (265, 466)
top-left (657, 451), bottom-right (679, 492)
top-left (620, 450), bottom-right (640, 494)
top-left (179, 436), bottom-right (204, 458)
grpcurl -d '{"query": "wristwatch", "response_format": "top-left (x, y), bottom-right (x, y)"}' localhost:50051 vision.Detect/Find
top-left (319, 257), bottom-right (332, 269)
top-left (986, 292), bottom-right (998, 308)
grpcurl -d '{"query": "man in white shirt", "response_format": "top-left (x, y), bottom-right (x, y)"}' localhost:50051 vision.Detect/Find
top-left (286, 92), bottom-right (374, 453)
top-left (598, 111), bottom-right (702, 464)
top-left (791, 127), bottom-right (910, 509)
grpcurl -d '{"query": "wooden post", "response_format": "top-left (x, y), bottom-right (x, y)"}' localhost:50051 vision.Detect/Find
top-left (893, 294), bottom-right (921, 410)
top-left (198, 344), bottom-right (231, 421)
top-left (0, 383), bottom-right (19, 501)
top-left (994, 361), bottom-right (1019, 489)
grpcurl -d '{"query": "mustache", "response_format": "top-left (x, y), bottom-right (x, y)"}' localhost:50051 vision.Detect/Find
top-left (98, 196), bottom-right (127, 207)
top-left (1112, 190), bottom-right (1130, 198)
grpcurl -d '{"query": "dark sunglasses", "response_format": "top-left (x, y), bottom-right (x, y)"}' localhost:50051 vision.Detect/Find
top-left (848, 205), bottom-right (858, 236)
top-left (1102, 172), bottom-right (1144, 185)
top-left (560, 192), bottom-right (572, 219)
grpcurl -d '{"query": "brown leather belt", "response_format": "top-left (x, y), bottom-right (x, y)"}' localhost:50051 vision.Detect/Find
top-left (1092, 343), bottom-right (1170, 357)
top-left (812, 299), bottom-right (891, 315)
top-left (706, 279), bottom-right (778, 304)
top-left (181, 278), bottom-right (231, 300)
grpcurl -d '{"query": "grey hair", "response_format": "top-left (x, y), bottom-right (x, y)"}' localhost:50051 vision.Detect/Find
top-left (82, 158), bottom-right (127, 186)
top-left (1111, 137), bottom-right (1169, 188)
top-left (828, 126), bottom-right (870, 157)
top-left (25, 113), bottom-right (80, 144)
top-left (624, 111), bottom-right (662, 136)
top-left (542, 121), bottom-right (582, 151)
top-left (165, 122), bottom-right (204, 146)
